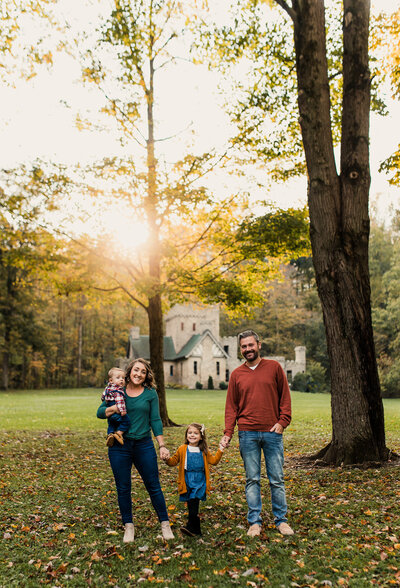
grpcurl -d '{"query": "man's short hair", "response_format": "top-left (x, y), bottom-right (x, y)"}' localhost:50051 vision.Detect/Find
top-left (238, 330), bottom-right (260, 343)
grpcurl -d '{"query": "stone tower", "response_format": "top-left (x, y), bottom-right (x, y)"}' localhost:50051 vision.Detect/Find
top-left (165, 304), bottom-right (220, 354)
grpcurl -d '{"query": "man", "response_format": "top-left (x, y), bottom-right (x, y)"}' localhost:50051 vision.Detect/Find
top-left (221, 330), bottom-right (294, 537)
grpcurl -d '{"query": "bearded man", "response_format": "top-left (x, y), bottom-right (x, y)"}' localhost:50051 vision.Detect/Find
top-left (221, 330), bottom-right (294, 537)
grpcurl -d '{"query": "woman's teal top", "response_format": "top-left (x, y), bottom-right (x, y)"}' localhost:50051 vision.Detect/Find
top-left (97, 387), bottom-right (163, 440)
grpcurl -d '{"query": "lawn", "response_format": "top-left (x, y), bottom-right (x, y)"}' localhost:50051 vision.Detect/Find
top-left (1, 389), bottom-right (399, 587)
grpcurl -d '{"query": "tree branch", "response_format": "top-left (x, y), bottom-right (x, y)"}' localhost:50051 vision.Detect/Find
top-left (93, 272), bottom-right (147, 311)
top-left (99, 89), bottom-right (147, 148)
top-left (177, 194), bottom-right (237, 262)
top-left (273, 0), bottom-right (297, 24)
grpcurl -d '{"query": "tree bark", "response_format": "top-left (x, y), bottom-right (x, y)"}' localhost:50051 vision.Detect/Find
top-left (147, 294), bottom-right (175, 426)
top-left (289, 0), bottom-right (388, 464)
top-left (145, 43), bottom-right (174, 426)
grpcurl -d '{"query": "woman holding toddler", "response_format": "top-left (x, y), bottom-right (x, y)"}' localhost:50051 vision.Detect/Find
top-left (97, 358), bottom-right (174, 543)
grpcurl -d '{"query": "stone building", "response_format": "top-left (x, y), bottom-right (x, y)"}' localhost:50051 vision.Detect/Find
top-left (265, 346), bottom-right (306, 385)
top-left (126, 304), bottom-right (306, 389)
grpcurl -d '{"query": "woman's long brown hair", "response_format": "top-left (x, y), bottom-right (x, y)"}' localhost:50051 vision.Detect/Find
top-left (125, 358), bottom-right (157, 390)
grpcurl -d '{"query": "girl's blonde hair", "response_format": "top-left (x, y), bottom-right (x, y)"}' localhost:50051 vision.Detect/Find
top-left (184, 422), bottom-right (208, 454)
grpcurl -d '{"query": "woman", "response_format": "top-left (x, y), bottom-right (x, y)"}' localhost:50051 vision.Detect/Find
top-left (97, 358), bottom-right (174, 542)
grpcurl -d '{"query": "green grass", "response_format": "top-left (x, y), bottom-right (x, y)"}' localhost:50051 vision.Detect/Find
top-left (1, 389), bottom-right (399, 587)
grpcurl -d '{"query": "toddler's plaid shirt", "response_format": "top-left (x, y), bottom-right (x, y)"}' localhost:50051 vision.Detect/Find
top-left (101, 384), bottom-right (127, 416)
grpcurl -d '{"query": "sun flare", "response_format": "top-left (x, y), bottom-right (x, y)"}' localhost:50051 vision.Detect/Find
top-left (104, 209), bottom-right (150, 255)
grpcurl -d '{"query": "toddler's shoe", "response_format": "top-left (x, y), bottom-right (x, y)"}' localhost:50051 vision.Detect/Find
top-left (106, 433), bottom-right (115, 447)
top-left (113, 431), bottom-right (124, 445)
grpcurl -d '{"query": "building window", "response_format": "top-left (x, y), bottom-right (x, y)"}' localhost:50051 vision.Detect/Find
top-left (225, 369), bottom-right (229, 382)
top-left (193, 323), bottom-right (196, 331)
top-left (193, 361), bottom-right (198, 375)
top-left (223, 345), bottom-right (229, 354)
top-left (286, 370), bottom-right (292, 383)
top-left (170, 365), bottom-right (174, 376)
top-left (216, 361), bottom-right (220, 375)
top-left (181, 322), bottom-right (184, 331)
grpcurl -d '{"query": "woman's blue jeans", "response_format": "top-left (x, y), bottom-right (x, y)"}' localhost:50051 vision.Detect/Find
top-left (108, 436), bottom-right (169, 525)
top-left (239, 430), bottom-right (288, 527)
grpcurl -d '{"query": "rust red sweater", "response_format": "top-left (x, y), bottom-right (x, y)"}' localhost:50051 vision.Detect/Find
top-left (224, 359), bottom-right (292, 438)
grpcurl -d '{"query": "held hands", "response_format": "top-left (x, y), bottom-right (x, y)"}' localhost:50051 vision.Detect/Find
top-left (219, 435), bottom-right (231, 450)
top-left (159, 446), bottom-right (170, 461)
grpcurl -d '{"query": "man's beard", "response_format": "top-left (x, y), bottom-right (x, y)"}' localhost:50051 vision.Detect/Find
top-left (243, 349), bottom-right (259, 361)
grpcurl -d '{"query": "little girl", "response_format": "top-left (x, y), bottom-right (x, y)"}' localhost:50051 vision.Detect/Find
top-left (164, 423), bottom-right (224, 536)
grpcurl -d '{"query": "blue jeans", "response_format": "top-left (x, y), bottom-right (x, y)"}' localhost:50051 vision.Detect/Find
top-left (108, 436), bottom-right (169, 525)
top-left (108, 413), bottom-right (131, 434)
top-left (239, 430), bottom-right (288, 527)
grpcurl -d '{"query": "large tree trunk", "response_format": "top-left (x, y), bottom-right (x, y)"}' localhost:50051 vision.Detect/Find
top-left (147, 294), bottom-right (175, 426)
top-left (145, 51), bottom-right (174, 426)
top-left (290, 0), bottom-right (388, 464)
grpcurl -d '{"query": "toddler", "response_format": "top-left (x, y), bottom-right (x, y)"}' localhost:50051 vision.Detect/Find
top-left (164, 423), bottom-right (224, 536)
top-left (101, 367), bottom-right (131, 446)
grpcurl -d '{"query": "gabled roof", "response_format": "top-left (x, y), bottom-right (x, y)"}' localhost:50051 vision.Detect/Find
top-left (128, 335), bottom-right (176, 361)
top-left (128, 329), bottom-right (228, 362)
top-left (174, 334), bottom-right (203, 359)
top-left (174, 329), bottom-right (228, 360)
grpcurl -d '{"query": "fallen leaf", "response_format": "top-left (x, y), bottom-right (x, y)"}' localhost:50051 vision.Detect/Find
top-left (90, 550), bottom-right (102, 561)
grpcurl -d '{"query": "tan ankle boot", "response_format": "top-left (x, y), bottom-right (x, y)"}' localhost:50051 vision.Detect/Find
top-left (161, 521), bottom-right (174, 540)
top-left (123, 523), bottom-right (134, 543)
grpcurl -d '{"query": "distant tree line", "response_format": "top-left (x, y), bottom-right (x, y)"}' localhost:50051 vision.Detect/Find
top-left (1, 211), bottom-right (399, 396)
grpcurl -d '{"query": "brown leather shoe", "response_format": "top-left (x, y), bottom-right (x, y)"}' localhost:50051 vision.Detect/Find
top-left (106, 434), bottom-right (115, 447)
top-left (113, 431), bottom-right (124, 445)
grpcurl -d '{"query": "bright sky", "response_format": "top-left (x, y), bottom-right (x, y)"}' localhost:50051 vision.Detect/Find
top-left (1, 0), bottom-right (400, 249)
